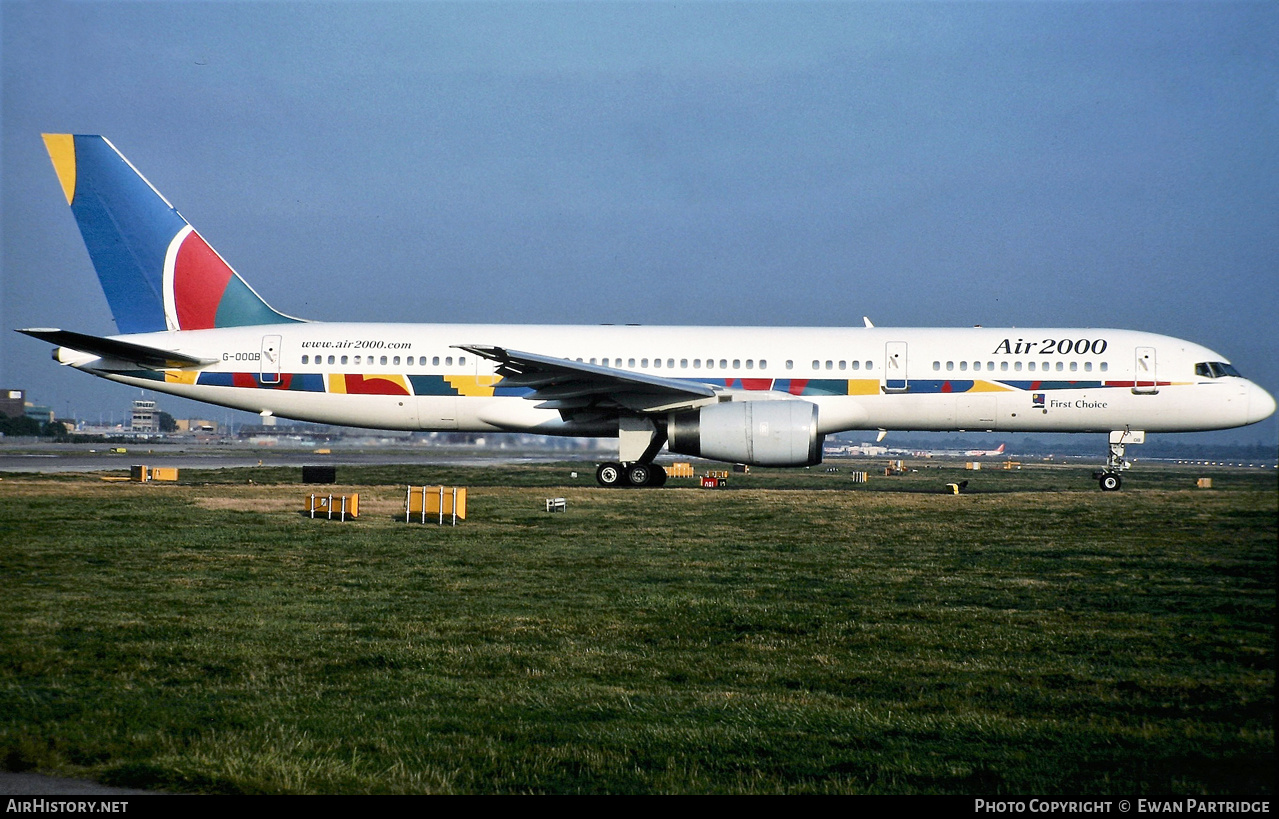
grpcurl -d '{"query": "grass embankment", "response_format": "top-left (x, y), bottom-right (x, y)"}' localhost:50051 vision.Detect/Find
top-left (0, 461), bottom-right (1273, 793)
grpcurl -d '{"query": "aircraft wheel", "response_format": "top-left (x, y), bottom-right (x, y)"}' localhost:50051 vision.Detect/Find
top-left (647, 467), bottom-right (668, 487)
top-left (626, 463), bottom-right (653, 487)
top-left (596, 463), bottom-right (624, 488)
top-left (1099, 473), bottom-right (1122, 492)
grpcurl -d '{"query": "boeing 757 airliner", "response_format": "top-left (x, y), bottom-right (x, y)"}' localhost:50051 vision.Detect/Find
top-left (20, 135), bottom-right (1276, 489)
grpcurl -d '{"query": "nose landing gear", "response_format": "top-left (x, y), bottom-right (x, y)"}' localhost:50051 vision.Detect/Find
top-left (1094, 429), bottom-right (1144, 491)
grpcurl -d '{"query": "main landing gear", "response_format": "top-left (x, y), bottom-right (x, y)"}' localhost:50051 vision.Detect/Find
top-left (596, 416), bottom-right (670, 488)
top-left (1094, 429), bottom-right (1145, 491)
top-left (596, 461), bottom-right (668, 488)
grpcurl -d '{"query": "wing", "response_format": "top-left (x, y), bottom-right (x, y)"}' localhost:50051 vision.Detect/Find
top-left (456, 345), bottom-right (717, 414)
top-left (17, 328), bottom-right (217, 370)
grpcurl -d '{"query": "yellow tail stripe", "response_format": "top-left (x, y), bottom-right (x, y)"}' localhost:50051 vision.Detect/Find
top-left (42, 134), bottom-right (77, 205)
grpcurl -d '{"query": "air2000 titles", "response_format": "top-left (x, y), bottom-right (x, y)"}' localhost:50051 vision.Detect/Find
top-left (993, 338), bottom-right (1109, 355)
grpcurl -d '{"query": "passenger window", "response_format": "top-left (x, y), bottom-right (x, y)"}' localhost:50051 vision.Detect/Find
top-left (838, 361), bottom-right (846, 371)
top-left (328, 355), bottom-right (336, 365)
top-left (732, 359), bottom-right (740, 369)
top-left (668, 359), bottom-right (675, 368)
top-left (851, 361), bottom-right (860, 370)
top-left (340, 355), bottom-right (348, 365)
top-left (432, 356), bottom-right (440, 366)
top-left (381, 356), bottom-right (389, 365)
top-left (825, 360), bottom-right (833, 370)
top-left (302, 355), bottom-right (309, 365)
top-left (960, 362), bottom-right (968, 371)
top-left (933, 361), bottom-right (941, 371)
top-left (812, 360), bottom-right (819, 370)
top-left (1028, 362), bottom-right (1036, 372)
top-left (445, 356), bottom-right (453, 366)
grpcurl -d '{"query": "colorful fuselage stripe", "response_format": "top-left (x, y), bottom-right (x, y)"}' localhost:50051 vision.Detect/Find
top-left (126, 372), bottom-right (1174, 397)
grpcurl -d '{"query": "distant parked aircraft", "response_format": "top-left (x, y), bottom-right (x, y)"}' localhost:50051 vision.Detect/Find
top-left (966, 443), bottom-right (1006, 457)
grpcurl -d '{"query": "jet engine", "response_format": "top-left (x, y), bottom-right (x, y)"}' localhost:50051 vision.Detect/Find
top-left (667, 400), bottom-right (823, 467)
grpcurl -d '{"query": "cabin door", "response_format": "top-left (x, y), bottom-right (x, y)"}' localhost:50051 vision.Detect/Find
top-left (260, 335), bottom-right (282, 385)
top-left (883, 341), bottom-right (908, 392)
top-left (1133, 346), bottom-right (1158, 394)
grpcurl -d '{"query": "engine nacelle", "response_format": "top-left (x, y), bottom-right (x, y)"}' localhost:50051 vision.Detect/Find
top-left (667, 400), bottom-right (823, 467)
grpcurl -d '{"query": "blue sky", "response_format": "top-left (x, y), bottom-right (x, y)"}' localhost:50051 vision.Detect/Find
top-left (2, 1), bottom-right (1276, 445)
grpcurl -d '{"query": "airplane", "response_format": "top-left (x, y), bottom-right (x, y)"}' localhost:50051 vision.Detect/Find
top-left (966, 443), bottom-right (1006, 457)
top-left (18, 135), bottom-right (1277, 491)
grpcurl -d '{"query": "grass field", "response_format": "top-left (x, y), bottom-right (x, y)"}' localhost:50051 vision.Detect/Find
top-left (1, 459), bottom-right (1274, 794)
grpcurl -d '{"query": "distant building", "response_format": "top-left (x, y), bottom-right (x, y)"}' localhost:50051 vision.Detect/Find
top-left (25, 403), bottom-right (55, 424)
top-left (1, 389), bottom-right (25, 419)
top-left (130, 399), bottom-right (158, 432)
top-left (175, 419), bottom-right (219, 433)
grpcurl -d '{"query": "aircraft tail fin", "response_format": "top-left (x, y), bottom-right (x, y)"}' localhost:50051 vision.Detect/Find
top-left (41, 134), bottom-right (300, 334)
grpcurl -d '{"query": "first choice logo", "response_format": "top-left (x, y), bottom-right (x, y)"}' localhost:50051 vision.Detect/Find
top-left (993, 338), bottom-right (1109, 356)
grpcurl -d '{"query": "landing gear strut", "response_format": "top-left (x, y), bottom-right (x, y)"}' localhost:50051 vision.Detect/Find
top-left (1094, 429), bottom-right (1145, 491)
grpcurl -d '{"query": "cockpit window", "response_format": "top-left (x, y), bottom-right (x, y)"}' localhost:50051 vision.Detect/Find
top-left (1196, 361), bottom-right (1242, 379)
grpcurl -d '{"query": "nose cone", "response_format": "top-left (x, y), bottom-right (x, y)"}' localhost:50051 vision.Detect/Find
top-left (1247, 381), bottom-right (1277, 425)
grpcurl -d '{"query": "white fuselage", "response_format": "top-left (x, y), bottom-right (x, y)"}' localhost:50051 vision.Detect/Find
top-left (61, 323), bottom-right (1276, 438)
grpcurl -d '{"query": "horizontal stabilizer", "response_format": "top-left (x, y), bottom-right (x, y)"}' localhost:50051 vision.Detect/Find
top-left (16, 328), bottom-right (217, 369)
